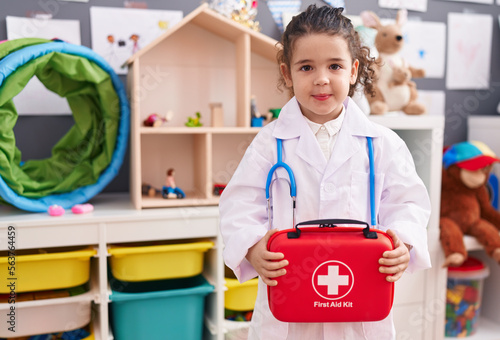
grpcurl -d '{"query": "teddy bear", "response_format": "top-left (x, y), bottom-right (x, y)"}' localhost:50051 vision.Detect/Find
top-left (440, 141), bottom-right (500, 267)
top-left (360, 9), bottom-right (426, 115)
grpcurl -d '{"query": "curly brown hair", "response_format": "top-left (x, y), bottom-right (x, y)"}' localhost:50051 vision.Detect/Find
top-left (276, 5), bottom-right (376, 98)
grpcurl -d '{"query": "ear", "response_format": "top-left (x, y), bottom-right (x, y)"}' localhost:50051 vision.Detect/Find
top-left (396, 9), bottom-right (408, 28)
top-left (350, 59), bottom-right (359, 85)
top-left (360, 11), bottom-right (381, 30)
top-left (280, 63), bottom-right (293, 88)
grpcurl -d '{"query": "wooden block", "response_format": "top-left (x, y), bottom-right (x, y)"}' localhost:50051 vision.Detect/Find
top-left (210, 103), bottom-right (224, 127)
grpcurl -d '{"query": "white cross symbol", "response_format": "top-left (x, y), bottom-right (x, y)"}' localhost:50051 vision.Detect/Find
top-left (317, 265), bottom-right (349, 295)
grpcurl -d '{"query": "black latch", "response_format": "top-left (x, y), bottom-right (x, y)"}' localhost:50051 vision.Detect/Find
top-left (363, 228), bottom-right (378, 239)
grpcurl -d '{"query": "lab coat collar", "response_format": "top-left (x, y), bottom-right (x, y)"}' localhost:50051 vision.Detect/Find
top-left (272, 97), bottom-right (381, 175)
top-left (272, 96), bottom-right (379, 140)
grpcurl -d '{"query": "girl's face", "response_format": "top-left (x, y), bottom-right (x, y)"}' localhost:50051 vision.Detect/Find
top-left (281, 33), bottom-right (359, 124)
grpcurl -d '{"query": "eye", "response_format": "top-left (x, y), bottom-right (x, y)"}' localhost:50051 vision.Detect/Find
top-left (330, 64), bottom-right (341, 70)
top-left (300, 65), bottom-right (312, 71)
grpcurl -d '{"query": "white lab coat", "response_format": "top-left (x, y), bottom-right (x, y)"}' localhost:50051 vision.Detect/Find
top-left (219, 97), bottom-right (431, 340)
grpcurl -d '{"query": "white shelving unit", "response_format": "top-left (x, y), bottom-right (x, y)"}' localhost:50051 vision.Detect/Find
top-left (370, 114), bottom-right (446, 340)
top-left (466, 116), bottom-right (500, 340)
top-left (0, 194), bottom-right (225, 340)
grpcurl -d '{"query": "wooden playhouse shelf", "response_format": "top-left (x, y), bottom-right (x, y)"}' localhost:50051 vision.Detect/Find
top-left (127, 4), bottom-right (289, 209)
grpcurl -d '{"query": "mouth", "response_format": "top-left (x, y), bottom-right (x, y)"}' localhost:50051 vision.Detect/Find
top-left (313, 94), bottom-right (331, 101)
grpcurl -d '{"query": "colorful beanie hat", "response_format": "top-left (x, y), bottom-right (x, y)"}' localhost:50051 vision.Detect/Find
top-left (443, 141), bottom-right (500, 171)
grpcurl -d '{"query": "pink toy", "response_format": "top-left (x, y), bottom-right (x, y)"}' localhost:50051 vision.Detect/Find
top-left (48, 205), bottom-right (65, 216)
top-left (71, 203), bottom-right (94, 214)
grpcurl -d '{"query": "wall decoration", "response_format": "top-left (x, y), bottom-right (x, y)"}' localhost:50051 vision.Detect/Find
top-left (6, 16), bottom-right (81, 115)
top-left (378, 0), bottom-right (428, 12)
top-left (446, 12), bottom-right (492, 89)
top-left (266, 0), bottom-right (301, 32)
top-left (90, 6), bottom-right (182, 75)
top-left (400, 21), bottom-right (446, 79)
top-left (440, 0), bottom-right (493, 4)
top-left (322, 0), bottom-right (345, 7)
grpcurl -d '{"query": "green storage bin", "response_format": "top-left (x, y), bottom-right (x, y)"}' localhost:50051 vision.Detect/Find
top-left (110, 275), bottom-right (214, 340)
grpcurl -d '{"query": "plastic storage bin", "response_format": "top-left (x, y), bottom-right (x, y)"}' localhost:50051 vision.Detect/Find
top-left (110, 275), bottom-right (214, 340)
top-left (0, 288), bottom-right (93, 338)
top-left (108, 240), bottom-right (214, 281)
top-left (224, 278), bottom-right (258, 311)
top-left (0, 247), bottom-right (96, 293)
top-left (445, 257), bottom-right (490, 337)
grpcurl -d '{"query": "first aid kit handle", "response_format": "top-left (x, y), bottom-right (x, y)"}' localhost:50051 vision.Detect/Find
top-left (288, 218), bottom-right (378, 240)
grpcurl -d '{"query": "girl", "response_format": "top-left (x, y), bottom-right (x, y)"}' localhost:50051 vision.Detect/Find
top-left (219, 5), bottom-right (431, 339)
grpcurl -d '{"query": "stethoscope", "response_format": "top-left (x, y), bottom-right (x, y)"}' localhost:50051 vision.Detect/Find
top-left (265, 137), bottom-right (377, 229)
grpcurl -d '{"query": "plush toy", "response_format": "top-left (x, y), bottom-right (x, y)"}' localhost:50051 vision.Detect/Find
top-left (360, 9), bottom-right (426, 115)
top-left (440, 141), bottom-right (500, 267)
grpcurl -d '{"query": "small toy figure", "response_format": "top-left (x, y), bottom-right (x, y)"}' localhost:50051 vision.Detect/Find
top-left (142, 183), bottom-right (161, 197)
top-left (162, 168), bottom-right (186, 199)
top-left (213, 183), bottom-right (227, 196)
top-left (185, 112), bottom-right (203, 127)
top-left (48, 204), bottom-right (65, 216)
top-left (129, 33), bottom-right (140, 54)
top-left (143, 111), bottom-right (174, 127)
top-left (71, 203), bottom-right (94, 214)
top-left (250, 95), bottom-right (266, 127)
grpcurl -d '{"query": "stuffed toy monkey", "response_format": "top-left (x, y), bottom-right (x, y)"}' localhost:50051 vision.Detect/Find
top-left (360, 9), bottom-right (426, 115)
top-left (440, 141), bottom-right (500, 267)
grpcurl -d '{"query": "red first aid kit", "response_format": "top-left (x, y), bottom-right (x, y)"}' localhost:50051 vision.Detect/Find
top-left (267, 218), bottom-right (395, 323)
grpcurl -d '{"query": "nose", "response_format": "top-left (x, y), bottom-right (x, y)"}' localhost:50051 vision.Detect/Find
top-left (314, 70), bottom-right (330, 86)
top-left (396, 35), bottom-right (403, 41)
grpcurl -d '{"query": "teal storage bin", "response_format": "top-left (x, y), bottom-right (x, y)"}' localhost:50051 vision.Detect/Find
top-left (110, 275), bottom-right (214, 340)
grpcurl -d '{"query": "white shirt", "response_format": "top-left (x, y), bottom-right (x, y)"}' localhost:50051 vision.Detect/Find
top-left (304, 106), bottom-right (345, 160)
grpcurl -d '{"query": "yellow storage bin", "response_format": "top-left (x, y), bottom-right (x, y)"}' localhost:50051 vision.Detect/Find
top-left (108, 241), bottom-right (214, 282)
top-left (0, 247), bottom-right (96, 293)
top-left (225, 278), bottom-right (258, 311)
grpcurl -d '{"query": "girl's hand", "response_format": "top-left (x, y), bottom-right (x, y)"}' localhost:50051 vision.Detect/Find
top-left (378, 229), bottom-right (410, 282)
top-left (246, 229), bottom-right (289, 286)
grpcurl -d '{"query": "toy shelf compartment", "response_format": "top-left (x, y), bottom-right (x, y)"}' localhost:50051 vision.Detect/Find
top-left (0, 246), bottom-right (96, 293)
top-left (138, 131), bottom-right (258, 208)
top-left (133, 13), bottom-right (287, 129)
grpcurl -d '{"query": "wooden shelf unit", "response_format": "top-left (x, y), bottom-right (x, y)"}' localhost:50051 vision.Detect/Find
top-left (127, 4), bottom-right (288, 209)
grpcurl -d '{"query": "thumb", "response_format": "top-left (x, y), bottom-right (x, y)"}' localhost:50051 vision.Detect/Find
top-left (386, 229), bottom-right (400, 246)
top-left (263, 228), bottom-right (280, 242)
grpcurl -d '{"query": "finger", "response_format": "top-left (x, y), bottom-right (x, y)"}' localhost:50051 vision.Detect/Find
top-left (262, 259), bottom-right (289, 271)
top-left (262, 250), bottom-right (285, 261)
top-left (382, 246), bottom-right (407, 259)
top-left (262, 267), bottom-right (287, 279)
top-left (379, 255), bottom-right (408, 266)
top-left (262, 276), bottom-right (278, 286)
top-left (379, 263), bottom-right (408, 275)
top-left (386, 271), bottom-right (403, 282)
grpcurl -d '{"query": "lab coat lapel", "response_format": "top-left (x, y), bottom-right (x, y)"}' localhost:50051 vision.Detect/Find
top-left (295, 126), bottom-right (328, 173)
top-left (324, 98), bottom-right (380, 178)
top-left (272, 97), bottom-right (328, 174)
